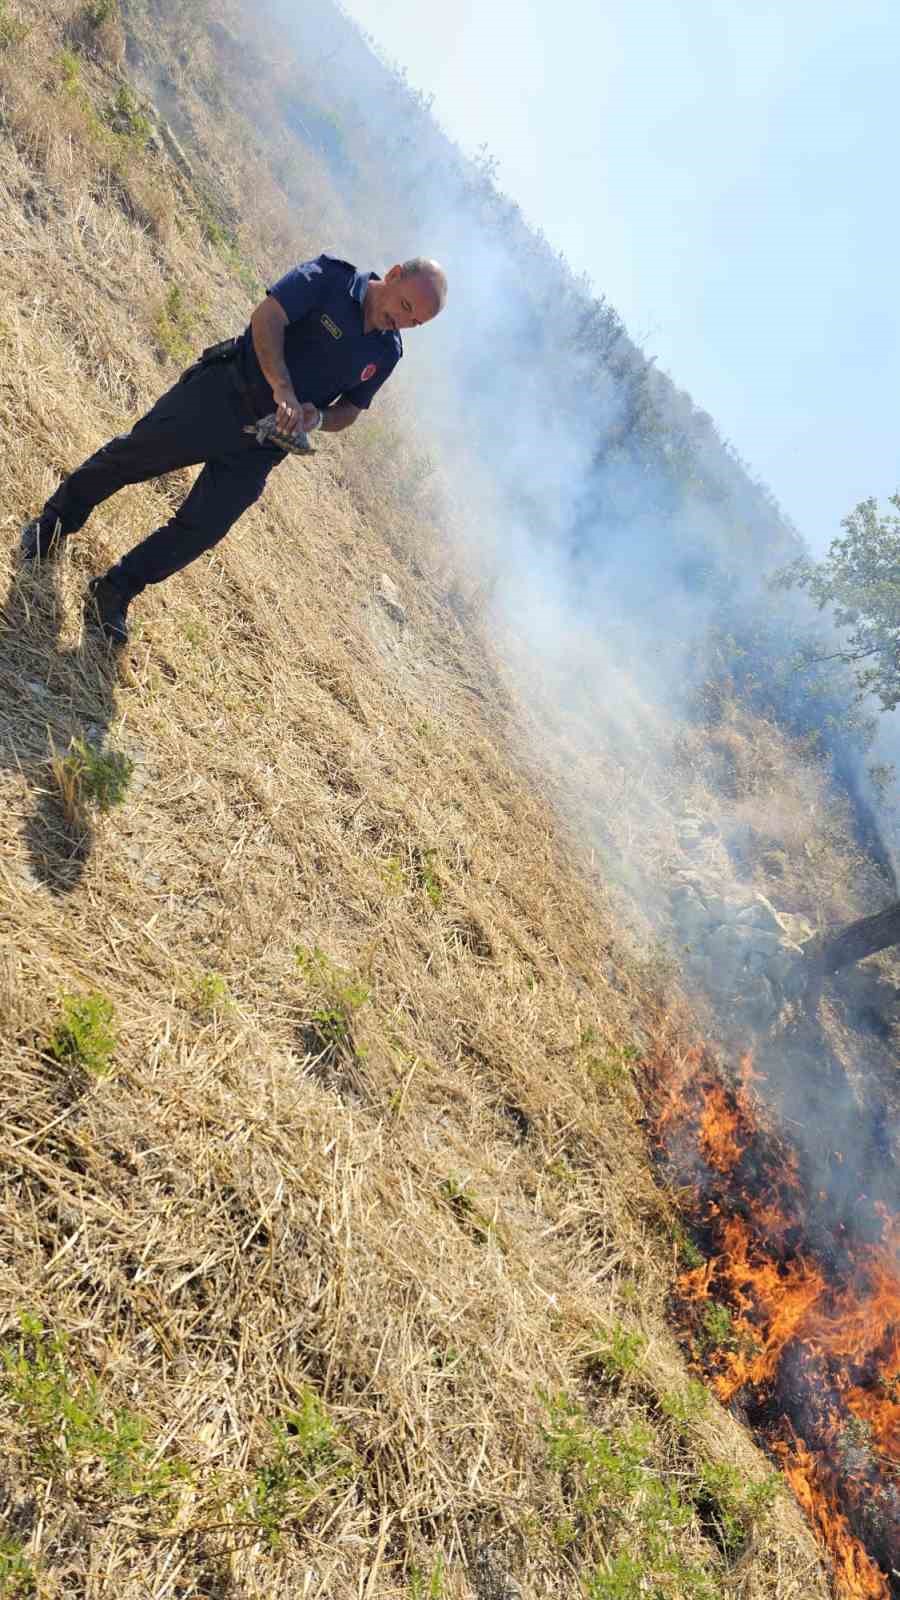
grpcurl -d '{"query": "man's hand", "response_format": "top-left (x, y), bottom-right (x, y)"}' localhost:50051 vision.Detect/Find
top-left (271, 384), bottom-right (320, 438)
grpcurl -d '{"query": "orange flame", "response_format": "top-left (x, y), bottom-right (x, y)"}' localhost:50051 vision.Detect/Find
top-left (774, 1437), bottom-right (889, 1599)
top-left (644, 1041), bottom-right (900, 1597)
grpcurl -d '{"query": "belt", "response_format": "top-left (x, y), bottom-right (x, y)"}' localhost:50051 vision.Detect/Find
top-left (194, 337), bottom-right (262, 422)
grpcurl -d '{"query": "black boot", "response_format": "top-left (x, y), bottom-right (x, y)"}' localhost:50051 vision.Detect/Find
top-left (20, 514), bottom-right (65, 563)
top-left (85, 574), bottom-right (131, 647)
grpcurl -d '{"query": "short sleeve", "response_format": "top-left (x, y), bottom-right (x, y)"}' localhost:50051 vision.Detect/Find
top-left (267, 255), bottom-right (336, 323)
top-left (340, 343), bottom-right (402, 410)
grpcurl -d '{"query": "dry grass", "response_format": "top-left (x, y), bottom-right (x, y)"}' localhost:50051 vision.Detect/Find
top-left (0, 3), bottom-right (841, 1595)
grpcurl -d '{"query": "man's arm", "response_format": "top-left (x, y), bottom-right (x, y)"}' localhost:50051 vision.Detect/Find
top-left (250, 295), bottom-right (308, 435)
top-left (250, 295), bottom-right (360, 437)
top-left (320, 400), bottom-right (360, 434)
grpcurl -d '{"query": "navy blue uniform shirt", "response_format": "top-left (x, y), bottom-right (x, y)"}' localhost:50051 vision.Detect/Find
top-left (238, 254), bottom-right (402, 416)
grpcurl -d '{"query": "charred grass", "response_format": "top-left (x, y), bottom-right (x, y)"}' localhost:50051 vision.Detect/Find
top-left (0, 2), bottom-right (837, 1595)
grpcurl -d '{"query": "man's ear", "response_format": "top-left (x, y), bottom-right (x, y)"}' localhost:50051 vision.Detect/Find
top-left (384, 263), bottom-right (403, 282)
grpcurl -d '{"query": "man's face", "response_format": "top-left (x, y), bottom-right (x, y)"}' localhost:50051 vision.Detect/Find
top-left (373, 267), bottom-right (440, 332)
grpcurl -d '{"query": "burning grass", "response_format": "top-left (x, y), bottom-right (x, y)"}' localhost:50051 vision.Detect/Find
top-left (643, 1037), bottom-right (900, 1596)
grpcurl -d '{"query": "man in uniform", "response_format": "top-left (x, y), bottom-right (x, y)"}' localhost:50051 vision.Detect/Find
top-left (20, 254), bottom-right (448, 644)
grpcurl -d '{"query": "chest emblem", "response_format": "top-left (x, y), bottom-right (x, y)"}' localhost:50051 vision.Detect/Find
top-left (320, 314), bottom-right (342, 339)
top-left (360, 363), bottom-right (377, 382)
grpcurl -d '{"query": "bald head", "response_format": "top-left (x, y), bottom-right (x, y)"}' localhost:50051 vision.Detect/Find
top-left (400, 258), bottom-right (448, 317)
top-left (365, 258), bottom-right (448, 334)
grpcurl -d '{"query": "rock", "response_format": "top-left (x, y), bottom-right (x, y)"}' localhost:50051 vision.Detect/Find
top-left (739, 974), bottom-right (779, 1026)
top-left (704, 891), bottom-right (741, 925)
top-left (733, 895), bottom-right (783, 934)
top-left (780, 954), bottom-right (811, 999)
top-left (678, 832), bottom-right (704, 853)
top-left (772, 909), bottom-right (816, 946)
top-left (375, 572), bottom-right (407, 625)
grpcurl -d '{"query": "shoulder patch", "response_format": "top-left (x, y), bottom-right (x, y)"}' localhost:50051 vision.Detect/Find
top-left (321, 313), bottom-right (342, 339)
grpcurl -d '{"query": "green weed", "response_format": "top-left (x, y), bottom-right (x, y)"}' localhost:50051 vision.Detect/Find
top-left (295, 944), bottom-right (369, 1058)
top-left (584, 1553), bottom-right (644, 1599)
top-left (0, 1539), bottom-right (36, 1598)
top-left (545, 1155), bottom-right (576, 1186)
top-left (380, 855), bottom-right (405, 894)
top-left (440, 1175), bottom-right (494, 1245)
top-left (196, 207), bottom-right (261, 295)
top-left (660, 1381), bottom-right (708, 1426)
top-left (53, 736), bottom-right (133, 821)
top-left (541, 1391), bottom-right (651, 1508)
top-left (46, 992), bottom-right (117, 1078)
top-left (418, 847), bottom-right (442, 907)
top-left (588, 1324), bottom-right (646, 1380)
top-left (0, 1), bottom-right (27, 47)
top-left (578, 1032), bottom-right (640, 1092)
top-left (540, 1392), bottom-right (718, 1593)
top-left (243, 1390), bottom-right (350, 1548)
top-left (700, 1301), bottom-right (735, 1351)
top-left (84, 0), bottom-right (117, 23)
top-left (104, 83), bottom-right (151, 147)
top-left (153, 283), bottom-right (198, 364)
top-left (409, 1554), bottom-right (444, 1599)
top-left (428, 1344), bottom-right (460, 1372)
top-left (675, 1226), bottom-right (705, 1271)
top-left (182, 618), bottom-right (209, 646)
top-left (2, 1314), bottom-right (189, 1498)
top-left (693, 1461), bottom-right (779, 1559)
top-left (57, 46), bottom-right (81, 88)
top-left (192, 970), bottom-right (231, 1013)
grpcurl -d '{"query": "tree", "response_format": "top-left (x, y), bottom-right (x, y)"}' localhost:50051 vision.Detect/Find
top-left (775, 494), bottom-right (900, 980)
top-left (773, 493), bottom-right (900, 713)
top-left (807, 903), bottom-right (900, 975)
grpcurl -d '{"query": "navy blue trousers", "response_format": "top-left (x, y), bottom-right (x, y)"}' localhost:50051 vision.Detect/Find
top-left (44, 357), bottom-right (283, 597)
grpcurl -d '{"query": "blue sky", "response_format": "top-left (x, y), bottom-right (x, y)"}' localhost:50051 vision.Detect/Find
top-left (342, 0), bottom-right (898, 552)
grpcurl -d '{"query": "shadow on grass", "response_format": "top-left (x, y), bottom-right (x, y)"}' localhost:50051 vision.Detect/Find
top-left (0, 556), bottom-right (123, 896)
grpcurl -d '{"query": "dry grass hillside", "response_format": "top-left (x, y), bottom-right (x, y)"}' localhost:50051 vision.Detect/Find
top-left (0, 2), bottom-right (866, 1595)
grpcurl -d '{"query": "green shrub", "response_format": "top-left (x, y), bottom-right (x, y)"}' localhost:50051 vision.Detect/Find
top-left (46, 992), bottom-right (117, 1078)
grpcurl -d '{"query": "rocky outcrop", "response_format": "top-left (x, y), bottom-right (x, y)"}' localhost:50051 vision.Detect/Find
top-left (672, 872), bottom-right (813, 1029)
top-left (669, 813), bottom-right (899, 1038)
